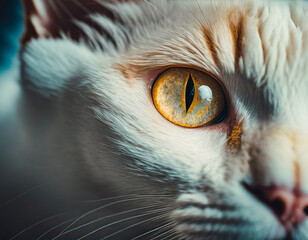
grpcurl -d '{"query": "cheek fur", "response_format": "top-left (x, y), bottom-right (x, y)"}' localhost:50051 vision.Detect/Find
top-left (196, 91), bottom-right (243, 150)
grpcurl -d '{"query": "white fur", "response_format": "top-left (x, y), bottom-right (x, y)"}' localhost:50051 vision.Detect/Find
top-left (17, 0), bottom-right (308, 239)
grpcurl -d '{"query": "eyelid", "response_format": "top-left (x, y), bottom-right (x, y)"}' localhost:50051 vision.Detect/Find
top-left (147, 65), bottom-right (223, 90)
top-left (148, 66), bottom-right (228, 106)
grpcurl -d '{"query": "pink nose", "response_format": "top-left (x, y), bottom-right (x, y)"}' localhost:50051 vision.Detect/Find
top-left (246, 185), bottom-right (308, 231)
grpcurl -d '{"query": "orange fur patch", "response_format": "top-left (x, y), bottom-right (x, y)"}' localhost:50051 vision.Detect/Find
top-left (115, 63), bottom-right (140, 80)
top-left (228, 10), bottom-right (246, 66)
top-left (227, 121), bottom-right (244, 149)
top-left (202, 27), bottom-right (220, 66)
top-left (294, 161), bottom-right (300, 189)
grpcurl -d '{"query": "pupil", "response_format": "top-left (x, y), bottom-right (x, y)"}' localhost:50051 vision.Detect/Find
top-left (185, 74), bottom-right (195, 113)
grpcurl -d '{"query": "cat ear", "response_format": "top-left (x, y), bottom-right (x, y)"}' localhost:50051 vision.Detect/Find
top-left (21, 0), bottom-right (132, 44)
top-left (20, 0), bottom-right (137, 98)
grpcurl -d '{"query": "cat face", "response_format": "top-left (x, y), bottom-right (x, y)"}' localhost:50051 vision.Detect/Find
top-left (20, 0), bottom-right (308, 239)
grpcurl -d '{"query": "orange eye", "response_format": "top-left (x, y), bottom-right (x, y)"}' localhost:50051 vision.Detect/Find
top-left (152, 68), bottom-right (227, 128)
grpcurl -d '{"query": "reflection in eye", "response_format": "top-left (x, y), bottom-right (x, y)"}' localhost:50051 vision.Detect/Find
top-left (198, 85), bottom-right (213, 101)
top-left (152, 68), bottom-right (227, 128)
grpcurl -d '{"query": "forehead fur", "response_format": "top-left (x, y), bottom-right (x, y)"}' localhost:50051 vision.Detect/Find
top-left (110, 0), bottom-right (308, 124)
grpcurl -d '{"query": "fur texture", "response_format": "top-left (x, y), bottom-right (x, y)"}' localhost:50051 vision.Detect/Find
top-left (5, 0), bottom-right (308, 239)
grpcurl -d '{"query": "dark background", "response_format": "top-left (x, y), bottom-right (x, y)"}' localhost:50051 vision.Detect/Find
top-left (0, 0), bottom-right (23, 73)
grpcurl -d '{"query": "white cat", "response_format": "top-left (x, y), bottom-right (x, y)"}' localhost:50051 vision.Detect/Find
top-left (2, 0), bottom-right (308, 239)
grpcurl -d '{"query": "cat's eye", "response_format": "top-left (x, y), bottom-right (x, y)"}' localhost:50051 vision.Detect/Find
top-left (152, 68), bottom-right (227, 128)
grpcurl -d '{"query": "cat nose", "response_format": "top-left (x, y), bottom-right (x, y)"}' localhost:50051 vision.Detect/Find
top-left (246, 185), bottom-right (308, 231)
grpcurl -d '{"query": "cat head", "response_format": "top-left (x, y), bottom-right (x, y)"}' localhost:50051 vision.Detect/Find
top-left (21, 0), bottom-right (308, 239)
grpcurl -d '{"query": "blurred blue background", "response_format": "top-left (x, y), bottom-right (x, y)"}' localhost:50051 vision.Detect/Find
top-left (0, 0), bottom-right (23, 73)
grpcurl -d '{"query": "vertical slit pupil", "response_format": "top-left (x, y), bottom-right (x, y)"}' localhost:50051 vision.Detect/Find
top-left (185, 74), bottom-right (195, 113)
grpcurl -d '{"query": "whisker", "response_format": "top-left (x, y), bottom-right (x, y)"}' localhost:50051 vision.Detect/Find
top-left (59, 204), bottom-right (161, 236)
top-left (160, 231), bottom-right (177, 240)
top-left (130, 221), bottom-right (173, 240)
top-left (53, 198), bottom-right (170, 240)
top-left (194, 0), bottom-right (206, 23)
top-left (151, 228), bottom-right (175, 240)
top-left (79, 194), bottom-right (174, 203)
top-left (0, 180), bottom-right (54, 209)
top-left (77, 208), bottom-right (171, 240)
top-left (176, 234), bottom-right (186, 240)
top-left (100, 212), bottom-right (171, 240)
top-left (167, 234), bottom-right (179, 240)
top-left (54, 197), bottom-right (150, 239)
top-left (9, 213), bottom-right (65, 240)
top-left (142, 0), bottom-right (170, 22)
top-left (179, 0), bottom-right (205, 28)
top-left (36, 218), bottom-right (75, 240)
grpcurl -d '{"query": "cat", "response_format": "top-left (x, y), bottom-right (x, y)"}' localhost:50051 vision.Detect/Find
top-left (2, 0), bottom-right (308, 239)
